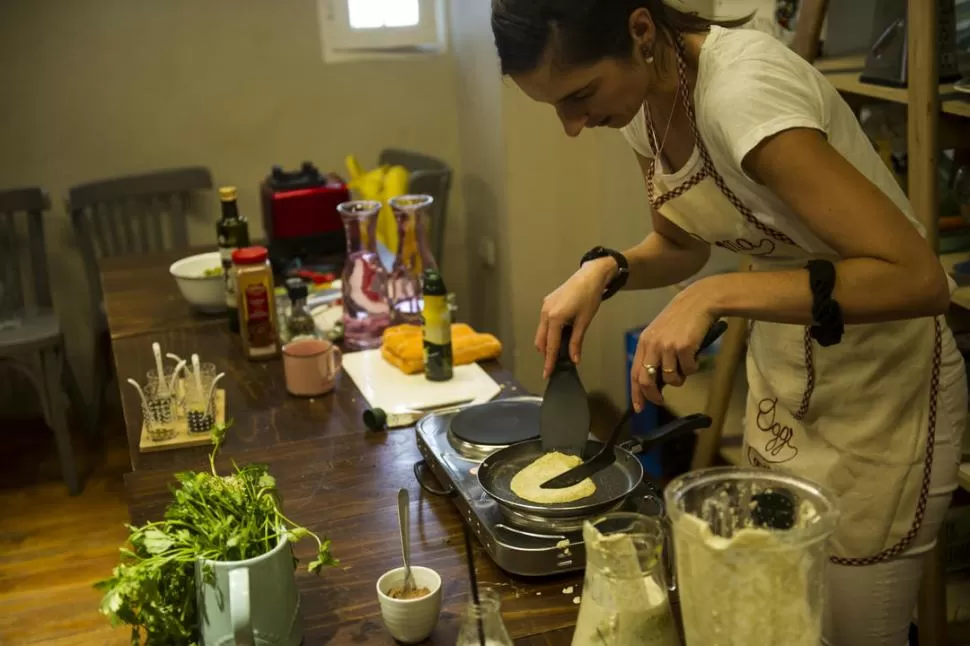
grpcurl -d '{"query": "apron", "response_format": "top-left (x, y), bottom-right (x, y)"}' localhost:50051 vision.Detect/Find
top-left (643, 45), bottom-right (942, 564)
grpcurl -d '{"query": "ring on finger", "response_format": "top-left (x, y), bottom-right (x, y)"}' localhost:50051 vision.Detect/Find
top-left (662, 367), bottom-right (677, 374)
top-left (642, 363), bottom-right (658, 376)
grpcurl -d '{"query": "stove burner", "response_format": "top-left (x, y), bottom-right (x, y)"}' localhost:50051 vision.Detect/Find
top-left (447, 399), bottom-right (541, 461)
top-left (497, 500), bottom-right (625, 534)
top-left (451, 399), bottom-right (540, 445)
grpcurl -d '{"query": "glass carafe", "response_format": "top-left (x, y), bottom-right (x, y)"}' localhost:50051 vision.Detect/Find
top-left (573, 512), bottom-right (680, 646)
top-left (455, 586), bottom-right (513, 646)
top-left (664, 467), bottom-right (839, 646)
top-left (386, 194), bottom-right (437, 324)
top-left (338, 201), bottom-right (391, 350)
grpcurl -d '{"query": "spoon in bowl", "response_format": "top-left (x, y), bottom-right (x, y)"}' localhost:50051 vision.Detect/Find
top-left (397, 488), bottom-right (416, 596)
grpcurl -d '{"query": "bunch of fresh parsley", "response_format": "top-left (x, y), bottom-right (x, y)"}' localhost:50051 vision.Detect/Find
top-left (96, 421), bottom-right (337, 645)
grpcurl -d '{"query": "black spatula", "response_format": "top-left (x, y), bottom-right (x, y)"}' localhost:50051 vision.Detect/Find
top-left (539, 325), bottom-right (590, 455)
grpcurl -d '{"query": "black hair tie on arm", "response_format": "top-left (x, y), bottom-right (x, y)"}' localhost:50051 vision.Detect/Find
top-left (806, 259), bottom-right (844, 347)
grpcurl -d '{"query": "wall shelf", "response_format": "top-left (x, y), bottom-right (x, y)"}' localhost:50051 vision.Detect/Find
top-left (814, 55), bottom-right (970, 119)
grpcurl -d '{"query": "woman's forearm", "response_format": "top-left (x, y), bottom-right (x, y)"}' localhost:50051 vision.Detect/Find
top-left (696, 257), bottom-right (950, 325)
top-left (587, 232), bottom-right (710, 292)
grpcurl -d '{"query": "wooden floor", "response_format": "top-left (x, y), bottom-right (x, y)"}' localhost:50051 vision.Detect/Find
top-left (0, 398), bottom-right (130, 645)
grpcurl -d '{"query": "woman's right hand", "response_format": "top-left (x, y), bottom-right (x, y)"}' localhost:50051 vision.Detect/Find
top-left (536, 258), bottom-right (616, 378)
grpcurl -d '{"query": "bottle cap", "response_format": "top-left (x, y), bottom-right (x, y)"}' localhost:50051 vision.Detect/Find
top-left (422, 268), bottom-right (447, 296)
top-left (232, 246), bottom-right (268, 265)
top-left (362, 408), bottom-right (387, 431)
top-left (219, 186), bottom-right (237, 201)
top-left (286, 277), bottom-right (308, 300)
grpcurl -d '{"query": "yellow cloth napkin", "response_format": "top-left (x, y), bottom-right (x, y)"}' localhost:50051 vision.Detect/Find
top-left (381, 323), bottom-right (502, 374)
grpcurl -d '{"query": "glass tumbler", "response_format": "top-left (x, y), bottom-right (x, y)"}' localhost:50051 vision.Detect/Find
top-left (142, 381), bottom-right (178, 442)
top-left (455, 586), bottom-right (513, 646)
top-left (183, 362), bottom-right (217, 434)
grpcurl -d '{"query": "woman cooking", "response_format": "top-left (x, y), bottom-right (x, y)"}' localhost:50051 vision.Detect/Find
top-left (491, 1), bottom-right (967, 644)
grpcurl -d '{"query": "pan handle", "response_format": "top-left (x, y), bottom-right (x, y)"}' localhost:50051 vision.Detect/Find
top-left (624, 413), bottom-right (712, 455)
top-left (413, 460), bottom-right (456, 497)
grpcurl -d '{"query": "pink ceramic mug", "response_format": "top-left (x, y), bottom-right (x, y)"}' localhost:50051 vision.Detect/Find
top-left (282, 339), bottom-right (342, 397)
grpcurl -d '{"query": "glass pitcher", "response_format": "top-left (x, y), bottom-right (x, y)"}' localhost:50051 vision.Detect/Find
top-left (572, 512), bottom-right (680, 646)
top-left (664, 467), bottom-right (840, 646)
top-left (386, 194), bottom-right (437, 324)
top-left (455, 586), bottom-right (513, 646)
top-left (338, 201), bottom-right (391, 350)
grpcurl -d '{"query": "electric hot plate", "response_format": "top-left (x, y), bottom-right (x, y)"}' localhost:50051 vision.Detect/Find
top-left (414, 397), bottom-right (664, 576)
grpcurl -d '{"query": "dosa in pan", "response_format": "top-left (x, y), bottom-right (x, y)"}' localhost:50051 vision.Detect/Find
top-left (509, 451), bottom-right (597, 504)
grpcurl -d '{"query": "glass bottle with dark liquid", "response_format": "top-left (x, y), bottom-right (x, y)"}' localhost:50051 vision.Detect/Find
top-left (421, 268), bottom-right (453, 381)
top-left (216, 186), bottom-right (250, 332)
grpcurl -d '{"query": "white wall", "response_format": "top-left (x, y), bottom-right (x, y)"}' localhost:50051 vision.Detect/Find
top-left (0, 0), bottom-right (466, 410)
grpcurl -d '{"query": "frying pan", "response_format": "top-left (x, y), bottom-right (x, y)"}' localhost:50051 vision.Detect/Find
top-left (477, 413), bottom-right (712, 518)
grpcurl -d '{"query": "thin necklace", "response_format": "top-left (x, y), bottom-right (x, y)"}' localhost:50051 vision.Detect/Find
top-left (645, 73), bottom-right (682, 172)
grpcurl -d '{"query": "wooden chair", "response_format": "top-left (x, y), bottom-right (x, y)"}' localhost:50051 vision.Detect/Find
top-left (0, 187), bottom-right (86, 494)
top-left (68, 166), bottom-right (213, 435)
top-left (378, 149), bottom-right (452, 268)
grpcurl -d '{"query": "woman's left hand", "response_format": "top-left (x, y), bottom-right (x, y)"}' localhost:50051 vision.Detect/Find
top-left (631, 282), bottom-right (717, 413)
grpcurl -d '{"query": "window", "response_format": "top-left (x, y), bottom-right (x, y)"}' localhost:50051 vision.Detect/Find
top-left (318, 0), bottom-right (446, 63)
top-left (348, 0), bottom-right (419, 29)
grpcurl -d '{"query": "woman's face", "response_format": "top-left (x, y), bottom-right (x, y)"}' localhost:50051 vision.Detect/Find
top-left (511, 52), bottom-right (651, 137)
top-left (508, 10), bottom-right (665, 138)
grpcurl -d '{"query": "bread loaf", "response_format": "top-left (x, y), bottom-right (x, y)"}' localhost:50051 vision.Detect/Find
top-left (380, 324), bottom-right (502, 374)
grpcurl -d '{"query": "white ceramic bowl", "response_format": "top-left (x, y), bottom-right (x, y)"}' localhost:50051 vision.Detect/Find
top-left (376, 566), bottom-right (442, 644)
top-left (169, 251), bottom-right (226, 313)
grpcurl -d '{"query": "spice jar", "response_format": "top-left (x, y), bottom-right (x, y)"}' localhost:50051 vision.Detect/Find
top-left (284, 277), bottom-right (318, 344)
top-left (232, 246), bottom-right (279, 360)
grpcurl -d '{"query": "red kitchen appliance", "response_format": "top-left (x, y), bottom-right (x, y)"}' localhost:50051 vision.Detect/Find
top-left (260, 162), bottom-right (350, 273)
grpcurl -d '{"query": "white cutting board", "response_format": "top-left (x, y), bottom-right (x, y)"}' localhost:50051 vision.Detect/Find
top-left (342, 349), bottom-right (501, 411)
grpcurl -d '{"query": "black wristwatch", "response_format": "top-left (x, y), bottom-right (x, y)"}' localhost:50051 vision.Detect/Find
top-left (581, 246), bottom-right (629, 301)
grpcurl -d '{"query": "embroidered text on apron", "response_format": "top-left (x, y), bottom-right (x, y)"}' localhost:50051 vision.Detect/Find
top-left (641, 40), bottom-right (941, 564)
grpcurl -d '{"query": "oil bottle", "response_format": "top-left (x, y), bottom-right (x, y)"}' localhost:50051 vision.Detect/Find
top-left (421, 268), bottom-right (452, 381)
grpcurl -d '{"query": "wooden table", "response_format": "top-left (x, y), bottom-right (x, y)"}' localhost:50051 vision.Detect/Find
top-left (100, 248), bottom-right (228, 341)
top-left (104, 250), bottom-right (583, 644)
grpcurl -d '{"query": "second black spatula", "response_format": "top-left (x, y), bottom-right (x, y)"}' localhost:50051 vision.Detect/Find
top-left (540, 319), bottom-right (729, 489)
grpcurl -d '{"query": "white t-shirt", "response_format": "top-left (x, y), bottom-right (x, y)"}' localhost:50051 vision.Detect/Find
top-left (621, 26), bottom-right (922, 255)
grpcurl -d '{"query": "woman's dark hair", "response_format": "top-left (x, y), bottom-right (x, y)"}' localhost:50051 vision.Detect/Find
top-left (492, 0), bottom-right (752, 75)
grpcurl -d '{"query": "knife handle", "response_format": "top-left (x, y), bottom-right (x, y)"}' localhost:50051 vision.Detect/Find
top-left (656, 319), bottom-right (728, 391)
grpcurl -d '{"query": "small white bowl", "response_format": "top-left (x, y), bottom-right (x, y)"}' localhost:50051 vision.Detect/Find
top-left (376, 566), bottom-right (442, 644)
top-left (169, 251), bottom-right (226, 313)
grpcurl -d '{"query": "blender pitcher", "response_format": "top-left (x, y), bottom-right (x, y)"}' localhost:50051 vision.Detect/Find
top-left (572, 512), bottom-right (680, 646)
top-left (664, 467), bottom-right (840, 646)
